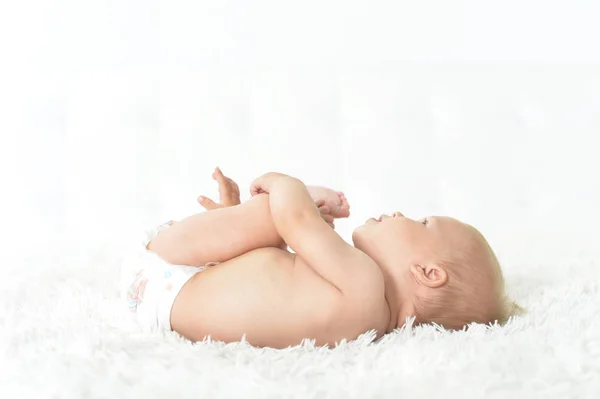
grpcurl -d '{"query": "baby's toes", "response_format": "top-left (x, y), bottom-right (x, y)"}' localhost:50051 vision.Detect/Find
top-left (335, 192), bottom-right (351, 218)
top-left (338, 192), bottom-right (350, 207)
top-left (198, 196), bottom-right (221, 210)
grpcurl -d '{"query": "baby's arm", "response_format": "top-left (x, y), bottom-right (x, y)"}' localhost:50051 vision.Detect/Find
top-left (252, 173), bottom-right (378, 293)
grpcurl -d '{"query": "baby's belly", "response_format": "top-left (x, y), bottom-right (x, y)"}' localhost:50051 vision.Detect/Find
top-left (170, 247), bottom-right (340, 348)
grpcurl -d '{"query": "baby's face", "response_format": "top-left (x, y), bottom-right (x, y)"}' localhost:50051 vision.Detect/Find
top-left (352, 212), bottom-right (476, 274)
top-left (354, 213), bottom-right (503, 328)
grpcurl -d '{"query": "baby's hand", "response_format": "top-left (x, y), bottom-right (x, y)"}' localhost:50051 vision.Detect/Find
top-left (198, 167), bottom-right (241, 210)
top-left (250, 172), bottom-right (288, 196)
top-left (315, 199), bottom-right (335, 229)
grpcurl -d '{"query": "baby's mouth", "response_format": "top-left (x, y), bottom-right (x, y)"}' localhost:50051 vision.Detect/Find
top-left (377, 214), bottom-right (392, 222)
top-left (367, 214), bottom-right (388, 223)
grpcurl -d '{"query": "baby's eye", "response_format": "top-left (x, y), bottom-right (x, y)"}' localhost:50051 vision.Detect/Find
top-left (421, 218), bottom-right (428, 226)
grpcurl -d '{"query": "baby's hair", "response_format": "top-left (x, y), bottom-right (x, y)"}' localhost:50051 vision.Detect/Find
top-left (412, 229), bottom-right (524, 330)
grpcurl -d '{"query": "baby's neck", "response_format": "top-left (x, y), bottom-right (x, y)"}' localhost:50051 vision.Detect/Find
top-left (356, 248), bottom-right (411, 333)
top-left (381, 267), bottom-right (413, 333)
top-left (384, 285), bottom-right (408, 333)
top-left (383, 294), bottom-right (398, 333)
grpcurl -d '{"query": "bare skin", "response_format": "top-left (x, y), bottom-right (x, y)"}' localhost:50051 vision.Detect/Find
top-left (146, 168), bottom-right (500, 348)
top-left (147, 168), bottom-right (389, 348)
top-left (196, 168), bottom-right (348, 226)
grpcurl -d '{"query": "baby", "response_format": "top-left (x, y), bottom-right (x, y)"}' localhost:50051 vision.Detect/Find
top-left (122, 168), bottom-right (518, 348)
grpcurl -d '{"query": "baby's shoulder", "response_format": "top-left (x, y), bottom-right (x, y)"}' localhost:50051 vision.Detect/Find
top-left (338, 253), bottom-right (386, 306)
top-left (336, 259), bottom-right (389, 334)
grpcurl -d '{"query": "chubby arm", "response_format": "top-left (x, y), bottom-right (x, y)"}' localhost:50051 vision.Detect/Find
top-left (255, 174), bottom-right (372, 293)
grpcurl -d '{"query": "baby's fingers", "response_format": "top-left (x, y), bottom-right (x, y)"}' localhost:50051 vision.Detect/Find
top-left (319, 212), bottom-right (335, 229)
top-left (321, 214), bottom-right (334, 224)
top-left (318, 205), bottom-right (331, 215)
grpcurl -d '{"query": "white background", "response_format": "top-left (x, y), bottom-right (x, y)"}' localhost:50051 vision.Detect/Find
top-left (1, 0), bottom-right (599, 264)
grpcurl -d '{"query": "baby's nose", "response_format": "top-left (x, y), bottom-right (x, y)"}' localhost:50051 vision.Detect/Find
top-left (392, 212), bottom-right (404, 218)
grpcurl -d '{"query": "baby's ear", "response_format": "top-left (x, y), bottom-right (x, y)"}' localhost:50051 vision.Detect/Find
top-left (409, 263), bottom-right (448, 288)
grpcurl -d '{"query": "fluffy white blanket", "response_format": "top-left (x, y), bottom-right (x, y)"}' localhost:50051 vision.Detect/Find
top-left (1, 232), bottom-right (598, 399)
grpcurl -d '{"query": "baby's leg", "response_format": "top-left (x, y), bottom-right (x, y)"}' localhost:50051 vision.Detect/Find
top-left (147, 194), bottom-right (283, 267)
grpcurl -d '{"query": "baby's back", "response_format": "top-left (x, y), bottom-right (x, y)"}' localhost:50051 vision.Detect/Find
top-left (170, 247), bottom-right (385, 348)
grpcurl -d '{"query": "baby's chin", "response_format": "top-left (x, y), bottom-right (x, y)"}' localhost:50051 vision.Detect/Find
top-left (351, 225), bottom-right (368, 248)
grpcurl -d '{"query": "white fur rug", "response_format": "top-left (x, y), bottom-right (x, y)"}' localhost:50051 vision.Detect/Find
top-left (1, 232), bottom-right (599, 399)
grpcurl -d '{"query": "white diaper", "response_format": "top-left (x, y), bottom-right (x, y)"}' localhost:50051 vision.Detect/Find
top-left (120, 222), bottom-right (211, 332)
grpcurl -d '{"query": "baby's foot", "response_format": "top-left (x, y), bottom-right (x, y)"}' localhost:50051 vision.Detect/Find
top-left (307, 186), bottom-right (350, 218)
top-left (198, 167), bottom-right (241, 210)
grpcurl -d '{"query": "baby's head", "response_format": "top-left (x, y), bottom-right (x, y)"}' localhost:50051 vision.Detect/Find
top-left (353, 213), bottom-right (518, 330)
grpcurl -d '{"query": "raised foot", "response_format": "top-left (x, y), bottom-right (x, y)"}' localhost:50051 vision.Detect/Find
top-left (306, 186), bottom-right (350, 219)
